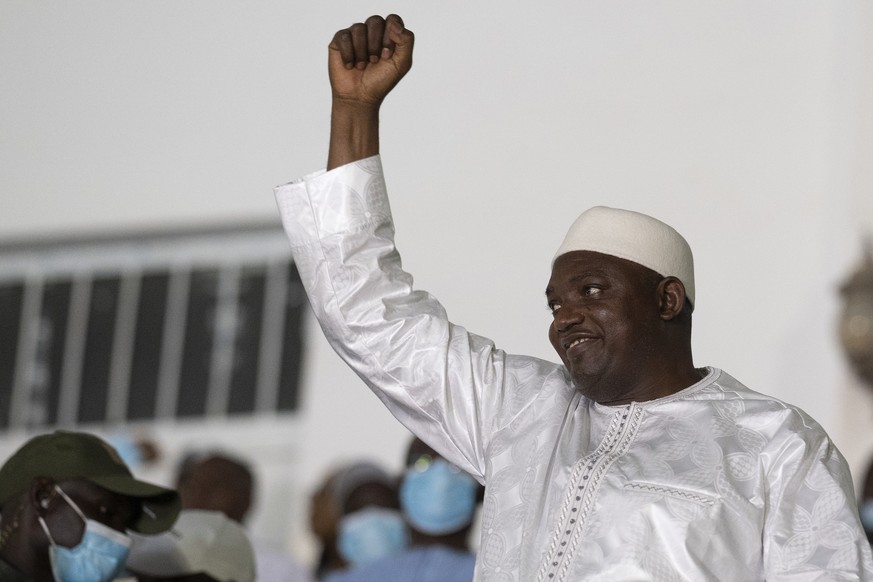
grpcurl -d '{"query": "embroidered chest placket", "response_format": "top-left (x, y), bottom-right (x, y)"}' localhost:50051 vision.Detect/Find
top-left (536, 403), bottom-right (645, 582)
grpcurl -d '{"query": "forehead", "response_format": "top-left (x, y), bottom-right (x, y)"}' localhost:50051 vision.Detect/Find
top-left (345, 481), bottom-right (398, 514)
top-left (547, 251), bottom-right (656, 290)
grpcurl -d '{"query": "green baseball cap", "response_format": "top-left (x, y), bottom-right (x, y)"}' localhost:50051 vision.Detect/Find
top-left (0, 431), bottom-right (180, 534)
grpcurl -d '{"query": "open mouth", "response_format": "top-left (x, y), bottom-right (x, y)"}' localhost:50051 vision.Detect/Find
top-left (564, 336), bottom-right (597, 356)
top-left (566, 337), bottom-right (590, 349)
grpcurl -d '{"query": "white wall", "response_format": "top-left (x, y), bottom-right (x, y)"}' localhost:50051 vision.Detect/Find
top-left (2, 0), bottom-right (872, 568)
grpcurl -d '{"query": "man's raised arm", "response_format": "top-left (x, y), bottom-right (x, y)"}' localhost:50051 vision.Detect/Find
top-left (326, 14), bottom-right (414, 170)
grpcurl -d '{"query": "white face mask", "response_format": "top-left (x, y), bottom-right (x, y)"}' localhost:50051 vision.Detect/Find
top-left (38, 486), bottom-right (132, 582)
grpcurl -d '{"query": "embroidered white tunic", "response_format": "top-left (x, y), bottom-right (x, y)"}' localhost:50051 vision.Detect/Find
top-left (276, 156), bottom-right (873, 581)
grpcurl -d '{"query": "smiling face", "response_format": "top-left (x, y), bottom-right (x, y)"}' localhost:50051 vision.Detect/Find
top-left (546, 250), bottom-right (673, 404)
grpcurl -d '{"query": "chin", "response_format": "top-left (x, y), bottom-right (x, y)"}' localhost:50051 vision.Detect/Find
top-left (570, 371), bottom-right (618, 404)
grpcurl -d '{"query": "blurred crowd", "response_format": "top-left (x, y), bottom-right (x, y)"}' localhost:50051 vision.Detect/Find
top-left (0, 429), bottom-right (484, 582)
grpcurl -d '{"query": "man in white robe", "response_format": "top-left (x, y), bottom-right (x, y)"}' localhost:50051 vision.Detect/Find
top-left (275, 14), bottom-right (873, 581)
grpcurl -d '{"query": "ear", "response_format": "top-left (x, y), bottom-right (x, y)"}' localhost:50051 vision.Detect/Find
top-left (29, 477), bottom-right (56, 517)
top-left (657, 277), bottom-right (686, 321)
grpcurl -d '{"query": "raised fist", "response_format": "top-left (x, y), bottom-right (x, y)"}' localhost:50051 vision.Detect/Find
top-left (328, 14), bottom-right (414, 107)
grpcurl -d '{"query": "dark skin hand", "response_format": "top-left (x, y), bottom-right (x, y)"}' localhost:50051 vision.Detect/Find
top-left (326, 14), bottom-right (414, 170)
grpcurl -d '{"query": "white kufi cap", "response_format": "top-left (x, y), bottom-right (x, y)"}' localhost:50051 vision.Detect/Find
top-left (126, 509), bottom-right (256, 582)
top-left (553, 206), bottom-right (695, 306)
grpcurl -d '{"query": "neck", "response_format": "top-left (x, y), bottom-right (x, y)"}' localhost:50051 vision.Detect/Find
top-left (595, 365), bottom-right (703, 406)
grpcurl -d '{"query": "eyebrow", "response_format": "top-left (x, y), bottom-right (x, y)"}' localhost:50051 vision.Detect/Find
top-left (545, 271), bottom-right (611, 296)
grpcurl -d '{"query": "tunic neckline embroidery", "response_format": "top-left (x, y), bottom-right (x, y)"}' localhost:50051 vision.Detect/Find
top-left (536, 403), bottom-right (645, 582)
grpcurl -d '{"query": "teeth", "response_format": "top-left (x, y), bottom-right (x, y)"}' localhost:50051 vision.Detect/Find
top-left (567, 338), bottom-right (589, 349)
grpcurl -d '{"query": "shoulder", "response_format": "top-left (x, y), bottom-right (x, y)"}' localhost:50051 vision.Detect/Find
top-left (671, 369), bottom-right (836, 464)
top-left (697, 369), bottom-right (828, 433)
top-left (732, 370), bottom-right (825, 422)
top-left (705, 370), bottom-right (845, 473)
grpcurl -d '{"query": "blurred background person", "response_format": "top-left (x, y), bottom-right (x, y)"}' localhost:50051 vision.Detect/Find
top-left (312, 460), bottom-right (407, 579)
top-left (309, 468), bottom-right (345, 579)
top-left (176, 452), bottom-right (252, 523)
top-left (105, 432), bottom-right (162, 480)
top-left (126, 509), bottom-right (255, 582)
top-left (324, 436), bottom-right (482, 582)
top-left (175, 450), bottom-right (312, 582)
top-left (0, 430), bottom-right (180, 582)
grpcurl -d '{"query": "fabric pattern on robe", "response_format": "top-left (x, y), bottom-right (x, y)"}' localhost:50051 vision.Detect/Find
top-left (276, 155), bottom-right (873, 581)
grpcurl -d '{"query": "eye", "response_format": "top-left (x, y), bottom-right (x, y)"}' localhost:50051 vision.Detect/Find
top-left (546, 302), bottom-right (561, 314)
top-left (582, 286), bottom-right (602, 297)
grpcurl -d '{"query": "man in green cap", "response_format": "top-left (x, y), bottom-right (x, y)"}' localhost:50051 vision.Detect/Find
top-left (0, 430), bottom-right (180, 582)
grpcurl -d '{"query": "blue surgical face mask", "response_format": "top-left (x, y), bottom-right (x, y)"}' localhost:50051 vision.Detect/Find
top-left (860, 500), bottom-right (873, 532)
top-left (400, 457), bottom-right (477, 535)
top-left (38, 486), bottom-right (132, 582)
top-left (337, 507), bottom-right (408, 568)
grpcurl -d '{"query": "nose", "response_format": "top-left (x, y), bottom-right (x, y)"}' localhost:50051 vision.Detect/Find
top-left (552, 304), bottom-right (584, 334)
